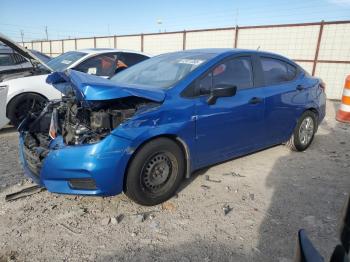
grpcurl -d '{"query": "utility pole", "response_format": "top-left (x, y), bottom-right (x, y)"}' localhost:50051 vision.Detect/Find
top-left (20, 30), bottom-right (24, 45)
top-left (235, 8), bottom-right (239, 27)
top-left (45, 26), bottom-right (48, 40)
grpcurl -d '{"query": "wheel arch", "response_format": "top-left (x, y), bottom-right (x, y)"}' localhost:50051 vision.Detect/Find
top-left (122, 134), bottom-right (191, 191)
top-left (306, 107), bottom-right (319, 117)
top-left (6, 92), bottom-right (48, 118)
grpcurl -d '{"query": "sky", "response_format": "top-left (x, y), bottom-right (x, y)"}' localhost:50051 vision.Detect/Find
top-left (1, 0), bottom-right (350, 42)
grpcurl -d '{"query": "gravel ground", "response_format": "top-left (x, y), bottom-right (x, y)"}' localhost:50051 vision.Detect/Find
top-left (0, 101), bottom-right (349, 262)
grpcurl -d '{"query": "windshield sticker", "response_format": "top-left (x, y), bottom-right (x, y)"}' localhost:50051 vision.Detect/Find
top-left (61, 60), bottom-right (72, 65)
top-left (178, 59), bottom-right (204, 66)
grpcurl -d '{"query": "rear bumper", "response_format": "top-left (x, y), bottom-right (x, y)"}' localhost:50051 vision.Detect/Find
top-left (19, 133), bottom-right (133, 196)
top-left (318, 93), bottom-right (326, 124)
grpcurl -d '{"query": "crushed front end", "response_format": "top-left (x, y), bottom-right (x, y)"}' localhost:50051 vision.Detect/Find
top-left (18, 70), bottom-right (163, 196)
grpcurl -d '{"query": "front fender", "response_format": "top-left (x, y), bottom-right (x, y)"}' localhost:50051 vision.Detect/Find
top-left (112, 100), bottom-right (196, 173)
top-left (5, 74), bottom-right (61, 104)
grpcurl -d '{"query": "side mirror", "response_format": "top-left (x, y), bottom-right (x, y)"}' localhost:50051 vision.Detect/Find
top-left (207, 84), bottom-right (237, 105)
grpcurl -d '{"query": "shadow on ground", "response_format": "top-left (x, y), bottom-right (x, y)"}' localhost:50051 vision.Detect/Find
top-left (253, 102), bottom-right (350, 261)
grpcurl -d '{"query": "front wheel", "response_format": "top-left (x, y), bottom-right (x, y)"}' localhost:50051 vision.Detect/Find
top-left (124, 138), bottom-right (185, 206)
top-left (7, 93), bottom-right (47, 127)
top-left (286, 111), bottom-right (317, 151)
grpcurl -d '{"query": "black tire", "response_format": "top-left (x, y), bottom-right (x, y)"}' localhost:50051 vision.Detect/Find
top-left (124, 138), bottom-right (185, 206)
top-left (7, 93), bottom-right (47, 127)
top-left (286, 110), bottom-right (317, 151)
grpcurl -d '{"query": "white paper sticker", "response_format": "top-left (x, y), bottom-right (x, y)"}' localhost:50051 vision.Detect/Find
top-left (61, 60), bottom-right (72, 65)
top-left (178, 59), bottom-right (204, 66)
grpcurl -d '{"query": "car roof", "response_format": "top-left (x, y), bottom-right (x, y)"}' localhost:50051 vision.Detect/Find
top-left (76, 48), bottom-right (150, 57)
top-left (176, 48), bottom-right (292, 60)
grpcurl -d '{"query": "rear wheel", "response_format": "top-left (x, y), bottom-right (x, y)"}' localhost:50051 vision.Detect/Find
top-left (7, 93), bottom-right (47, 127)
top-left (124, 138), bottom-right (185, 206)
top-left (286, 111), bottom-right (317, 151)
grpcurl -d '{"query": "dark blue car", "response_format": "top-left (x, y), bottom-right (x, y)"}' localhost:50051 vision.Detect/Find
top-left (19, 49), bottom-right (326, 205)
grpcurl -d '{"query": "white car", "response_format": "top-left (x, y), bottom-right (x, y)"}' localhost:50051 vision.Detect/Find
top-left (0, 34), bottom-right (149, 128)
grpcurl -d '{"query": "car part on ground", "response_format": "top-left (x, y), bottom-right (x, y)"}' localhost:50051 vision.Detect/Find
top-left (5, 185), bottom-right (45, 202)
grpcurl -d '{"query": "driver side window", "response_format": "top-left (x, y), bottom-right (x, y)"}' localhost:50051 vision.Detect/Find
top-left (74, 53), bottom-right (117, 77)
top-left (197, 56), bottom-right (254, 95)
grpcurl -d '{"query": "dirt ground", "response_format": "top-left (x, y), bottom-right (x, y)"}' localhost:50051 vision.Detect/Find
top-left (0, 101), bottom-right (349, 262)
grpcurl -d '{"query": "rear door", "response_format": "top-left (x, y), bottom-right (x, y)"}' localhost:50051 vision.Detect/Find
top-left (257, 56), bottom-right (305, 144)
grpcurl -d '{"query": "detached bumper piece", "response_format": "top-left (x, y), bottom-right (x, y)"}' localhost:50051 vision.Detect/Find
top-left (5, 185), bottom-right (45, 202)
top-left (68, 178), bottom-right (97, 190)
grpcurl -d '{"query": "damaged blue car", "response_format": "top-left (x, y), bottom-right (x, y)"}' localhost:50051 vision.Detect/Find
top-left (18, 49), bottom-right (326, 205)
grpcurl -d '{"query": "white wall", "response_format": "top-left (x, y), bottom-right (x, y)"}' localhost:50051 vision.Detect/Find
top-left (95, 37), bottom-right (114, 48)
top-left (144, 33), bottom-right (183, 55)
top-left (20, 22), bottom-right (350, 99)
top-left (186, 29), bottom-right (235, 49)
top-left (116, 36), bottom-right (141, 51)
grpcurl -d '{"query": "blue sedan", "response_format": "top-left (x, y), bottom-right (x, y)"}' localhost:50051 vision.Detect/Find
top-left (19, 49), bottom-right (326, 205)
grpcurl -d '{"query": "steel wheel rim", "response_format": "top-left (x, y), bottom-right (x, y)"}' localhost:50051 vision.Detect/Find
top-left (141, 152), bottom-right (177, 193)
top-left (299, 116), bottom-right (314, 146)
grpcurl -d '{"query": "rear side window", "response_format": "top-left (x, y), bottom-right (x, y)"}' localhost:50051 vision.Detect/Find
top-left (261, 57), bottom-right (297, 85)
top-left (0, 53), bottom-right (14, 66)
top-left (13, 53), bottom-right (27, 64)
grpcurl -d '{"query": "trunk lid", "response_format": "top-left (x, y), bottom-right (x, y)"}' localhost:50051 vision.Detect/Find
top-left (46, 69), bottom-right (166, 103)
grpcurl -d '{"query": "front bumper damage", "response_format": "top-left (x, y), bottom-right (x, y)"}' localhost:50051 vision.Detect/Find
top-left (19, 132), bottom-right (133, 196)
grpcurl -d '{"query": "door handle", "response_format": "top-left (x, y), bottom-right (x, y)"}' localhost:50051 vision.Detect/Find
top-left (296, 85), bottom-right (305, 91)
top-left (249, 97), bottom-right (262, 104)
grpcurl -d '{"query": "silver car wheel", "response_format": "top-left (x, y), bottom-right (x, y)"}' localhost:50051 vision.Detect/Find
top-left (298, 116), bottom-right (315, 146)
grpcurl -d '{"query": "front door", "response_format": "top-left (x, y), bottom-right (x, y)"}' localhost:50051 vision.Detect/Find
top-left (194, 56), bottom-right (266, 168)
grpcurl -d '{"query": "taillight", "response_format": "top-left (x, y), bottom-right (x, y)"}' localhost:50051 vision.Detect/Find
top-left (320, 81), bottom-right (326, 92)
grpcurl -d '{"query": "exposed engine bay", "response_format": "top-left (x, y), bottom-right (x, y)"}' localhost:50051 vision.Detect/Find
top-left (22, 93), bottom-right (157, 146)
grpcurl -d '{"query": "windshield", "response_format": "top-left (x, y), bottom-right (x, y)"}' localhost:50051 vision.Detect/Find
top-left (30, 50), bottom-right (51, 63)
top-left (46, 51), bottom-right (86, 71)
top-left (110, 52), bottom-right (215, 89)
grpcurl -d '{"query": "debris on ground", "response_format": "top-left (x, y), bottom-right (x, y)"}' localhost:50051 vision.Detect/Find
top-left (204, 175), bottom-right (221, 183)
top-left (134, 213), bottom-right (146, 223)
top-left (223, 204), bottom-right (233, 215)
top-left (59, 223), bottom-right (81, 235)
top-left (222, 171), bottom-right (245, 177)
top-left (200, 185), bottom-right (210, 190)
top-left (5, 185), bottom-right (45, 202)
top-left (101, 217), bottom-right (111, 226)
top-left (161, 201), bottom-right (176, 211)
top-left (116, 214), bottom-right (124, 224)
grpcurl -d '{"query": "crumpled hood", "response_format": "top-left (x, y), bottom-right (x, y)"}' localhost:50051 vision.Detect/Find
top-left (46, 69), bottom-right (166, 103)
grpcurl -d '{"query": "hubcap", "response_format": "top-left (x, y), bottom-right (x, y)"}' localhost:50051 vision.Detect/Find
top-left (142, 153), bottom-right (173, 192)
top-left (299, 116), bottom-right (314, 146)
